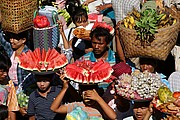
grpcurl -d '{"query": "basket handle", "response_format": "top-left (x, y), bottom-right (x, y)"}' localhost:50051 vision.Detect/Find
top-left (33, 9), bottom-right (59, 25)
top-left (52, 10), bottom-right (59, 25)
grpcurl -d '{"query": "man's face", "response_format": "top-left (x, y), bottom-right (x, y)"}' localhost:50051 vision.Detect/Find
top-left (10, 38), bottom-right (25, 50)
top-left (133, 103), bottom-right (149, 120)
top-left (91, 35), bottom-right (108, 55)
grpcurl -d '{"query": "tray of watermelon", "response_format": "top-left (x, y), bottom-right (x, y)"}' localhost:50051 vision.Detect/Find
top-left (153, 88), bottom-right (180, 116)
top-left (64, 59), bottom-right (113, 84)
top-left (17, 48), bottom-right (68, 74)
top-left (115, 70), bottom-right (164, 102)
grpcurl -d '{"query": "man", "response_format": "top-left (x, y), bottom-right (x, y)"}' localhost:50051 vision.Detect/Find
top-left (123, 100), bottom-right (153, 120)
top-left (82, 24), bottom-right (122, 66)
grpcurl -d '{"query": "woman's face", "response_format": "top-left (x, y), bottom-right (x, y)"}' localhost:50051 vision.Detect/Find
top-left (10, 38), bottom-right (25, 50)
top-left (0, 69), bottom-right (8, 81)
top-left (140, 64), bottom-right (155, 73)
top-left (74, 15), bottom-right (88, 27)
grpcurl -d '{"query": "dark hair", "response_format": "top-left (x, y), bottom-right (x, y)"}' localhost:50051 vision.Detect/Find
top-left (139, 57), bottom-right (157, 68)
top-left (4, 30), bottom-right (28, 42)
top-left (0, 105), bottom-right (8, 120)
top-left (0, 53), bottom-right (11, 72)
top-left (90, 27), bottom-right (113, 44)
top-left (34, 73), bottom-right (55, 82)
top-left (133, 100), bottom-right (151, 109)
top-left (65, 0), bottom-right (88, 24)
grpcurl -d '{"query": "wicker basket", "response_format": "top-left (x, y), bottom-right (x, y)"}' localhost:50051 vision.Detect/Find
top-left (119, 18), bottom-right (180, 61)
top-left (0, 0), bottom-right (38, 33)
top-left (33, 10), bottom-right (59, 51)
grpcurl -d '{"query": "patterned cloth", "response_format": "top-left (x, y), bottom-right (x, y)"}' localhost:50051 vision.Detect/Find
top-left (65, 102), bottom-right (103, 118)
top-left (0, 30), bottom-right (29, 85)
top-left (112, 62), bottom-right (132, 77)
top-left (112, 0), bottom-right (141, 22)
top-left (0, 80), bottom-right (19, 111)
top-left (171, 45), bottom-right (180, 72)
top-left (168, 71), bottom-right (180, 92)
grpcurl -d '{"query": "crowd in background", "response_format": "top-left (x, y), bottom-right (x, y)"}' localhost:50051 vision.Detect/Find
top-left (0, 0), bottom-right (180, 120)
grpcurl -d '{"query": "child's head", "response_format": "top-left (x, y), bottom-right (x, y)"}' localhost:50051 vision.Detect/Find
top-left (133, 101), bottom-right (151, 120)
top-left (4, 31), bottom-right (28, 50)
top-left (0, 105), bottom-right (8, 120)
top-left (139, 57), bottom-right (157, 73)
top-left (0, 53), bottom-right (11, 81)
top-left (35, 73), bottom-right (55, 93)
top-left (65, 0), bottom-right (88, 27)
top-left (79, 84), bottom-right (102, 106)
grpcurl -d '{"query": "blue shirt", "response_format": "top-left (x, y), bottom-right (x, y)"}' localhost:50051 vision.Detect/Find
top-left (83, 49), bottom-right (119, 66)
top-left (27, 85), bottom-right (63, 120)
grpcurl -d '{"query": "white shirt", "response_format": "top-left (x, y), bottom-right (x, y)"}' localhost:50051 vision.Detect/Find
top-left (171, 45), bottom-right (180, 72)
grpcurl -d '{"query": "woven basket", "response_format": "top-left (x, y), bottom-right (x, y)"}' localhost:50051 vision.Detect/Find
top-left (119, 18), bottom-right (180, 61)
top-left (33, 10), bottom-right (59, 51)
top-left (0, 0), bottom-right (38, 33)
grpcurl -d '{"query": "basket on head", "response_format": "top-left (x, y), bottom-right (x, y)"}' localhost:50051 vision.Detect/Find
top-left (33, 10), bottom-right (59, 51)
top-left (119, 17), bottom-right (180, 61)
top-left (0, 0), bottom-right (38, 33)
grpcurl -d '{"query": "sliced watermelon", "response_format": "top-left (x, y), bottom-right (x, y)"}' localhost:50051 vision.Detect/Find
top-left (17, 48), bottom-right (68, 73)
top-left (64, 60), bottom-right (113, 84)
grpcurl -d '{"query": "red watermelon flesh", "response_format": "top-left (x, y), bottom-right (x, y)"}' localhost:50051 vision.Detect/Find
top-left (64, 60), bottom-right (113, 84)
top-left (17, 48), bottom-right (68, 72)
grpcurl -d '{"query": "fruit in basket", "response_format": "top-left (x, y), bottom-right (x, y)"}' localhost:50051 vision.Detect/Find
top-left (158, 86), bottom-right (174, 103)
top-left (17, 91), bottom-right (29, 108)
top-left (115, 70), bottom-right (163, 100)
top-left (173, 92), bottom-right (180, 99)
top-left (33, 15), bottom-right (50, 28)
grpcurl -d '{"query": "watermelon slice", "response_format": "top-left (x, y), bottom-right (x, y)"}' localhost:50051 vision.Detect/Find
top-left (17, 48), bottom-right (68, 73)
top-left (64, 59), bottom-right (113, 84)
top-left (92, 21), bottom-right (114, 34)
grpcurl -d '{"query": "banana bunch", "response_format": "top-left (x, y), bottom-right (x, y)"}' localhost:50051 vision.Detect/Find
top-left (123, 16), bottom-right (136, 29)
top-left (158, 12), bottom-right (177, 29)
top-left (127, 8), bottom-right (141, 20)
top-left (57, 9), bottom-right (71, 23)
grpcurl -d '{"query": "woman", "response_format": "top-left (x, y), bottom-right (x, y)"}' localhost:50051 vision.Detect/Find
top-left (0, 53), bottom-right (19, 120)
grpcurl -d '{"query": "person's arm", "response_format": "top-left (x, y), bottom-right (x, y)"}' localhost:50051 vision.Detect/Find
top-left (50, 72), bottom-right (69, 114)
top-left (58, 20), bottom-right (70, 49)
top-left (83, 0), bottom-right (96, 6)
top-left (115, 21), bottom-right (126, 62)
top-left (96, 3), bottom-right (112, 11)
top-left (29, 116), bottom-right (35, 120)
top-left (85, 89), bottom-right (117, 120)
top-left (8, 111), bottom-right (16, 120)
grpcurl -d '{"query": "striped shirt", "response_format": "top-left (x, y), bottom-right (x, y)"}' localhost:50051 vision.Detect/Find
top-left (168, 71), bottom-right (180, 92)
top-left (27, 85), bottom-right (62, 120)
top-left (112, 0), bottom-right (141, 22)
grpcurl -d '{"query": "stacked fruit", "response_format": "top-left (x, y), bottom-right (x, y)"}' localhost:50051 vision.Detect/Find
top-left (17, 91), bottom-right (29, 108)
top-left (57, 9), bottom-right (71, 23)
top-left (115, 70), bottom-right (163, 100)
top-left (122, 8), bottom-right (177, 46)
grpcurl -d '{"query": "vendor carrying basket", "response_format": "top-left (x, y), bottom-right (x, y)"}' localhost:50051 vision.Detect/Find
top-left (119, 18), bottom-right (180, 61)
top-left (33, 10), bottom-right (59, 51)
top-left (0, 0), bottom-right (38, 33)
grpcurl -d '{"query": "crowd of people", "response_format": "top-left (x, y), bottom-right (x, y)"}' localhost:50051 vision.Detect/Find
top-left (0, 0), bottom-right (180, 120)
